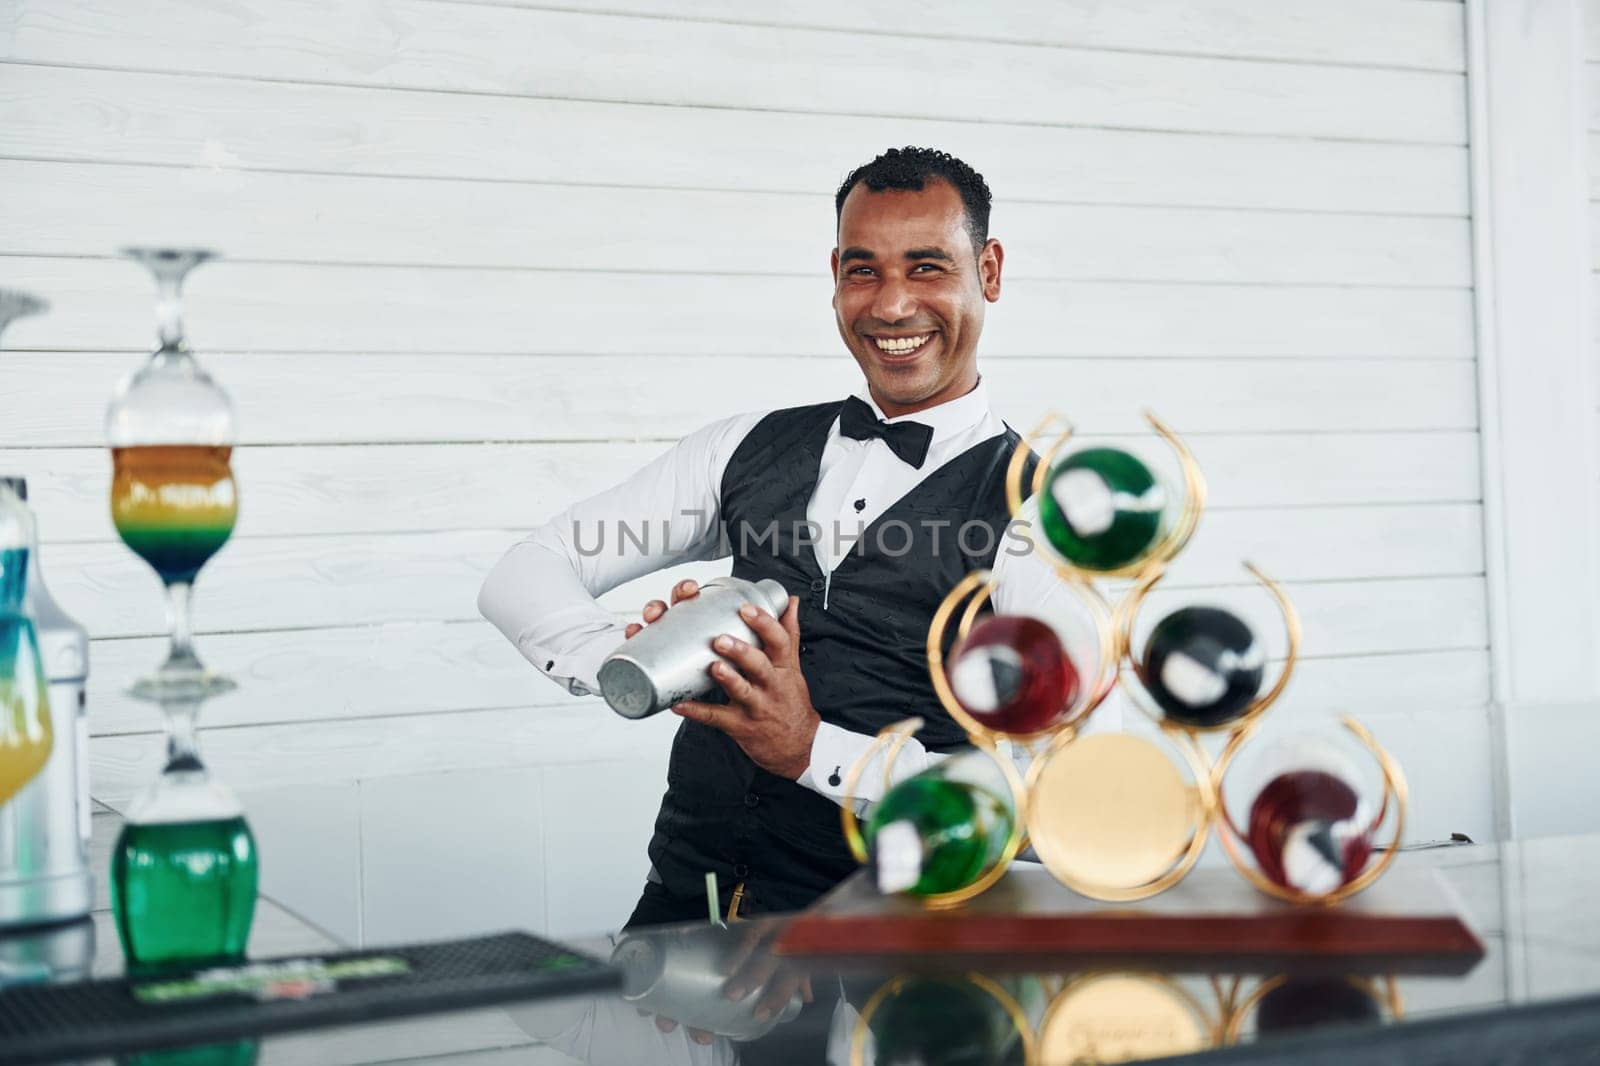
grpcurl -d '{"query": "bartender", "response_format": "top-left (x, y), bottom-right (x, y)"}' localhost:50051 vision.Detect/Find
top-left (480, 146), bottom-right (1088, 928)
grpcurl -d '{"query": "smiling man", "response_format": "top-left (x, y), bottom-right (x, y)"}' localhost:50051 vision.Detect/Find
top-left (479, 147), bottom-right (1075, 928)
top-left (832, 152), bottom-right (1000, 415)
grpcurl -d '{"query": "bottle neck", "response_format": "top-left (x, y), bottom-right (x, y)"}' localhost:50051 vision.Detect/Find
top-left (155, 276), bottom-right (186, 353)
top-left (148, 347), bottom-right (201, 376)
top-left (873, 820), bottom-right (928, 894)
top-left (0, 484), bottom-right (36, 614)
top-left (0, 545), bottom-right (28, 615)
top-left (163, 697), bottom-right (205, 773)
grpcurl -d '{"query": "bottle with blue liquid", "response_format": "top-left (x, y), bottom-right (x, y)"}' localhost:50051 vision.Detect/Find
top-left (0, 480), bottom-right (53, 810)
top-left (0, 476), bottom-right (94, 932)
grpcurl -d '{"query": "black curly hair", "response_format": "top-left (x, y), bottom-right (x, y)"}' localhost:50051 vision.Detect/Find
top-left (834, 147), bottom-right (993, 256)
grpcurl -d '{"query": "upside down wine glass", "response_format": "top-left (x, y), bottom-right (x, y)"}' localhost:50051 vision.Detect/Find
top-left (106, 249), bottom-right (237, 703)
top-left (106, 249), bottom-right (257, 972)
top-left (110, 689), bottom-right (258, 973)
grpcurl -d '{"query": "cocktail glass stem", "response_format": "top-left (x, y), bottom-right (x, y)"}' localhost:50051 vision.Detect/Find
top-left (156, 275), bottom-right (184, 353)
top-left (162, 695), bottom-right (204, 773)
top-left (131, 578), bottom-right (233, 701)
top-left (120, 248), bottom-right (213, 354)
top-left (163, 580), bottom-right (202, 674)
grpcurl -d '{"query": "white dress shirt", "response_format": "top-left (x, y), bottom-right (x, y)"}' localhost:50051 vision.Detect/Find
top-left (478, 378), bottom-right (1109, 805)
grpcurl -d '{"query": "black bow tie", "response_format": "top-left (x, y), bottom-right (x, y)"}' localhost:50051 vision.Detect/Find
top-left (838, 395), bottom-right (934, 469)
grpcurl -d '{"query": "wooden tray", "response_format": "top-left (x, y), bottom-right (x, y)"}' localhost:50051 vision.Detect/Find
top-left (775, 858), bottom-right (1485, 975)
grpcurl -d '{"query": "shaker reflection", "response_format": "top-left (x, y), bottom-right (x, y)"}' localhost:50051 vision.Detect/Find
top-left (505, 918), bottom-right (828, 1064)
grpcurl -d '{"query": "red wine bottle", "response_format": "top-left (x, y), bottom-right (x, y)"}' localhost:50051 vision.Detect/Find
top-left (949, 615), bottom-right (1079, 734)
top-left (1246, 770), bottom-right (1372, 895)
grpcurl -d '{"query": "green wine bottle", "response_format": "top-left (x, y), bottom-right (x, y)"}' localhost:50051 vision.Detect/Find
top-left (864, 753), bottom-right (1015, 897)
top-left (1035, 446), bottom-right (1166, 571)
top-left (111, 814), bottom-right (258, 971)
top-left (111, 695), bottom-right (259, 974)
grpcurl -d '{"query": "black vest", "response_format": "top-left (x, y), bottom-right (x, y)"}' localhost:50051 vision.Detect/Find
top-left (645, 400), bottom-right (1037, 916)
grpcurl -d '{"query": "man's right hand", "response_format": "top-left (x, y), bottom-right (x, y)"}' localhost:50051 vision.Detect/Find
top-left (624, 579), bottom-right (700, 639)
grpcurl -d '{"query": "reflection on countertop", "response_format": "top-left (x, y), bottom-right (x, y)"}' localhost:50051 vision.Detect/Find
top-left (6, 832), bottom-right (1600, 1065)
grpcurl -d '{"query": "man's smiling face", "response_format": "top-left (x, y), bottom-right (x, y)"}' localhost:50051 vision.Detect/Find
top-left (831, 178), bottom-right (1003, 418)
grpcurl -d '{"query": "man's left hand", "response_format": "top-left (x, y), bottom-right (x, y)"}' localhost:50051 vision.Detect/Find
top-left (671, 595), bottom-right (819, 781)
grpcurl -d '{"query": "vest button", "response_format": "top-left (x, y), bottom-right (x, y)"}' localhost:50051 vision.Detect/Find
top-left (734, 864), bottom-right (749, 879)
top-left (809, 578), bottom-right (826, 592)
top-left (744, 793), bottom-right (760, 808)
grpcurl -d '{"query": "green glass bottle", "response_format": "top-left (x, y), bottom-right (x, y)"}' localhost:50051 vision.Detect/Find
top-left (865, 754), bottom-right (1015, 897)
top-left (1035, 446), bottom-right (1166, 571)
top-left (111, 699), bottom-right (258, 973)
top-left (112, 815), bottom-right (257, 970)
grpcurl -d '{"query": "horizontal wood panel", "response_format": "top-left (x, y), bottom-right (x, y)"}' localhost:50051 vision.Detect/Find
top-left (465, 0), bottom-right (1466, 71)
top-left (92, 709), bottom-right (1499, 871)
top-left (0, 161), bottom-right (1475, 287)
top-left (1235, 643), bottom-right (1484, 726)
top-left (90, 702), bottom-right (681, 807)
top-left (0, 259), bottom-right (1476, 357)
top-left (5, 432), bottom-right (1481, 541)
top-left (85, 575), bottom-right (1489, 735)
top-left (1, 353), bottom-right (1481, 450)
top-left (86, 648), bottom-right (1489, 806)
top-left (0, 1), bottom-right (1467, 143)
top-left (91, 620), bottom-right (546, 736)
top-left (91, 703), bottom-right (1498, 849)
top-left (1209, 703), bottom-right (1494, 846)
top-left (44, 504), bottom-right (1484, 640)
top-left (1135, 575), bottom-right (1487, 662)
top-left (0, 66), bottom-right (1470, 216)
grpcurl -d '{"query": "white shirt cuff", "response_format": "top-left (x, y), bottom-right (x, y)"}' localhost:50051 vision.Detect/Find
top-left (522, 623), bottom-right (629, 697)
top-left (800, 721), bottom-right (933, 808)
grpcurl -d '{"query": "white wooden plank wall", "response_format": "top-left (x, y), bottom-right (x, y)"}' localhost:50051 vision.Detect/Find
top-left (0, 0), bottom-right (1486, 944)
top-left (1589, 0), bottom-right (1600, 439)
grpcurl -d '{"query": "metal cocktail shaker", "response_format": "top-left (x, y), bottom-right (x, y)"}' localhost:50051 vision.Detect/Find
top-left (0, 477), bottom-right (93, 928)
top-left (611, 925), bottom-right (803, 1041)
top-left (598, 577), bottom-right (790, 720)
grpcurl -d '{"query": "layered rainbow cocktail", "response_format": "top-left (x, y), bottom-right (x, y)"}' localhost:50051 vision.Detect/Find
top-left (111, 445), bottom-right (237, 586)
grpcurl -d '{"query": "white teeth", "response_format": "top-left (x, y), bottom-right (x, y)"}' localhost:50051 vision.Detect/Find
top-left (873, 334), bottom-right (931, 354)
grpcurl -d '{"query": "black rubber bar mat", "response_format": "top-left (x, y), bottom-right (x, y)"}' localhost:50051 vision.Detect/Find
top-left (0, 930), bottom-right (619, 1064)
